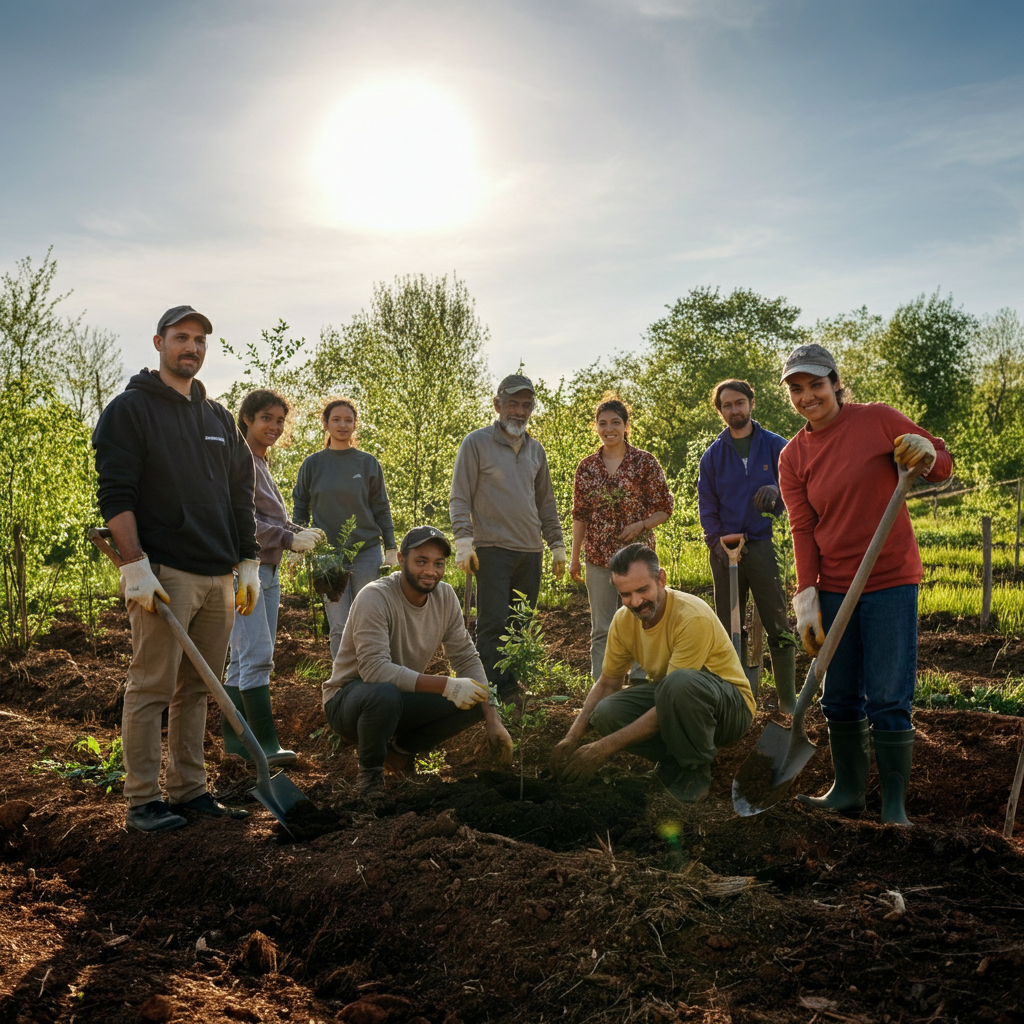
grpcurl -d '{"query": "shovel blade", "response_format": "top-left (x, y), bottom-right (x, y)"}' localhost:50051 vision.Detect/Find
top-left (251, 770), bottom-right (309, 835)
top-left (731, 720), bottom-right (818, 817)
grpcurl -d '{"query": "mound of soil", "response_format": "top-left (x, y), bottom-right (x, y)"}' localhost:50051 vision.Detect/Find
top-left (1, 594), bottom-right (1023, 1024)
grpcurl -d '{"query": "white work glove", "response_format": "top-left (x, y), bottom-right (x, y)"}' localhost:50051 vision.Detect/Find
top-left (793, 587), bottom-right (824, 657)
top-left (455, 537), bottom-right (479, 574)
top-left (550, 545), bottom-right (567, 580)
top-left (893, 433), bottom-right (936, 471)
top-left (120, 555), bottom-right (169, 614)
top-left (290, 529), bottom-right (324, 554)
top-left (383, 548), bottom-right (399, 567)
top-left (235, 559), bottom-right (261, 616)
top-left (442, 677), bottom-right (489, 710)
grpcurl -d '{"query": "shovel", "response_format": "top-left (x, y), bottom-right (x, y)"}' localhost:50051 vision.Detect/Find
top-left (720, 533), bottom-right (759, 696)
top-left (731, 460), bottom-right (927, 817)
top-left (463, 566), bottom-right (475, 638)
top-left (89, 528), bottom-right (308, 835)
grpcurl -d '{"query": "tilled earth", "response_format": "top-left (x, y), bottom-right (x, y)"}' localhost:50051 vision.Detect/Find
top-left (1, 592), bottom-right (1023, 1024)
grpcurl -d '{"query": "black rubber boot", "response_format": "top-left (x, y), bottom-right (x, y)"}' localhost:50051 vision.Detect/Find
top-left (769, 644), bottom-right (797, 715)
top-left (221, 685), bottom-right (250, 760)
top-left (872, 727), bottom-right (915, 826)
top-left (241, 685), bottom-right (298, 767)
top-left (797, 718), bottom-right (869, 814)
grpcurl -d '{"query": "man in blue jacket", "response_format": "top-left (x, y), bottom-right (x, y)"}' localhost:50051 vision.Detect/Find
top-left (93, 305), bottom-right (259, 832)
top-left (697, 379), bottom-right (795, 713)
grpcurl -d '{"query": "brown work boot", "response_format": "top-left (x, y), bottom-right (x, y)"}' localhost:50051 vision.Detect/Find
top-left (384, 740), bottom-right (416, 779)
top-left (355, 768), bottom-right (385, 806)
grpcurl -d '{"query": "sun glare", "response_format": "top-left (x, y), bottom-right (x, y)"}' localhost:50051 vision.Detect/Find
top-left (314, 80), bottom-right (480, 232)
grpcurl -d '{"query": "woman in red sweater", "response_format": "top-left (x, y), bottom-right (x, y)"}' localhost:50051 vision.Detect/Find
top-left (778, 344), bottom-right (952, 824)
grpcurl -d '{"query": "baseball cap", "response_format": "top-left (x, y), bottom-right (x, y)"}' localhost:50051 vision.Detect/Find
top-left (157, 305), bottom-right (213, 336)
top-left (497, 373), bottom-right (534, 395)
top-left (780, 343), bottom-right (838, 383)
top-left (400, 525), bottom-right (452, 556)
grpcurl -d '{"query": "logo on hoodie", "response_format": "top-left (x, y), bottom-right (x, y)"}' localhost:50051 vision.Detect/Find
top-left (206, 435), bottom-right (226, 444)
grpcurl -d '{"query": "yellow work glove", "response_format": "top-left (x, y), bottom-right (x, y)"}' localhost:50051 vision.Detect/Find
top-left (235, 559), bottom-right (261, 616)
top-left (793, 587), bottom-right (824, 657)
top-left (455, 537), bottom-right (479, 574)
top-left (443, 677), bottom-right (489, 710)
top-left (893, 434), bottom-right (936, 470)
top-left (120, 555), bottom-right (170, 614)
top-left (383, 548), bottom-right (399, 567)
top-left (550, 545), bottom-right (567, 580)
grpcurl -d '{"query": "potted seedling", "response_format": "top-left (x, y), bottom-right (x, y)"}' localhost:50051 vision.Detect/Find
top-left (304, 515), bottom-right (362, 602)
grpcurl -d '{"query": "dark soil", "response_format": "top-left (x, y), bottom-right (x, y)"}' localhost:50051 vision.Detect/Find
top-left (2, 591), bottom-right (1024, 1024)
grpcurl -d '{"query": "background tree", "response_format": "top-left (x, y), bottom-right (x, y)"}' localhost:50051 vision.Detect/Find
top-left (877, 290), bottom-right (977, 444)
top-left (56, 325), bottom-right (124, 425)
top-left (622, 286), bottom-right (806, 476)
top-left (305, 273), bottom-right (491, 531)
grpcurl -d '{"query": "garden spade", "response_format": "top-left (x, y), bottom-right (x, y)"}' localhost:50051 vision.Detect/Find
top-left (88, 528), bottom-right (308, 835)
top-left (732, 460), bottom-right (927, 817)
top-left (719, 533), bottom-right (759, 696)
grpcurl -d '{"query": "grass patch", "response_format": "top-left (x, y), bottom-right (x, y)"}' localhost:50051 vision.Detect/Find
top-left (33, 735), bottom-right (126, 793)
top-left (293, 657), bottom-right (331, 683)
top-left (918, 583), bottom-right (1024, 634)
top-left (914, 671), bottom-right (1024, 716)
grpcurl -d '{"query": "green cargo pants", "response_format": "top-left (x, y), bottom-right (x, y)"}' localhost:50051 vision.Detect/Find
top-left (589, 669), bottom-right (752, 770)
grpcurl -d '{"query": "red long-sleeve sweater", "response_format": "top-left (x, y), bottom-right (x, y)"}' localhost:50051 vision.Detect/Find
top-left (778, 403), bottom-right (952, 594)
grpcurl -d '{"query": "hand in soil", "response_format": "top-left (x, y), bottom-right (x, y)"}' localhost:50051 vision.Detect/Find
top-left (486, 721), bottom-right (513, 764)
top-left (549, 736), bottom-right (580, 778)
top-left (560, 740), bottom-right (609, 783)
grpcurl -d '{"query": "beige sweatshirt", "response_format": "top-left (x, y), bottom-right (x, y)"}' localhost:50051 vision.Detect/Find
top-left (322, 573), bottom-right (487, 705)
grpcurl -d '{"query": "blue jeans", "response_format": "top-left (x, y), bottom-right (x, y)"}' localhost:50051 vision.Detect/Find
top-left (819, 584), bottom-right (918, 731)
top-left (475, 547), bottom-right (542, 697)
top-left (324, 545), bottom-right (383, 659)
top-left (227, 563), bottom-right (280, 692)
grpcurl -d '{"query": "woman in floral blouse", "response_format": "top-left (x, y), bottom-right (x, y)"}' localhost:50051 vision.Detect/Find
top-left (570, 393), bottom-right (674, 680)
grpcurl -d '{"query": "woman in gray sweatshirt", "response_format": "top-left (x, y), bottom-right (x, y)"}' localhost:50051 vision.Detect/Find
top-left (293, 397), bottom-right (397, 659)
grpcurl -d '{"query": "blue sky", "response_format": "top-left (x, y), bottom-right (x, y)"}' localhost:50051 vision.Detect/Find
top-left (2, 0), bottom-right (1022, 396)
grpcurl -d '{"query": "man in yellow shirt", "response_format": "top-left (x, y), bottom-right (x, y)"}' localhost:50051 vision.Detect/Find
top-left (550, 543), bottom-right (754, 802)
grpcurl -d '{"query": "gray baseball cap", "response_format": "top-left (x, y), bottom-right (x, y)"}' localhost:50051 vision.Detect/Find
top-left (781, 343), bottom-right (838, 383)
top-left (497, 373), bottom-right (534, 395)
top-left (400, 525), bottom-right (452, 556)
top-left (157, 305), bottom-right (213, 336)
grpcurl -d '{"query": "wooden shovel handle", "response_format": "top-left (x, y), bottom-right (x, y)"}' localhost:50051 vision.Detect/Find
top-left (719, 533), bottom-right (746, 565)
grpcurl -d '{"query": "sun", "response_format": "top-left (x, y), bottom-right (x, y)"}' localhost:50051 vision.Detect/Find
top-left (314, 80), bottom-right (480, 232)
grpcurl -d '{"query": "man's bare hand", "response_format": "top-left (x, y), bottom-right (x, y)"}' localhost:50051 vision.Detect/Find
top-left (485, 719), bottom-right (514, 764)
top-left (560, 741), bottom-right (609, 784)
top-left (549, 737), bottom-right (580, 778)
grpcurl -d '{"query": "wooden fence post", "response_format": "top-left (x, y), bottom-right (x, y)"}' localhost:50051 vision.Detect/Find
top-left (1015, 479), bottom-right (1021, 577)
top-left (981, 516), bottom-right (992, 630)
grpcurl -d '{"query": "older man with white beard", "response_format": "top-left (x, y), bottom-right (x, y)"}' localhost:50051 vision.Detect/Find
top-left (450, 374), bottom-right (566, 704)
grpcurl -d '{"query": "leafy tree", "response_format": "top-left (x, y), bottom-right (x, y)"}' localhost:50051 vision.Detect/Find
top-left (56, 324), bottom-right (124, 425)
top-left (878, 290), bottom-right (977, 442)
top-left (219, 319), bottom-right (307, 411)
top-left (306, 273), bottom-right (491, 530)
top-left (623, 286), bottom-right (806, 475)
top-left (973, 308), bottom-right (1024, 434)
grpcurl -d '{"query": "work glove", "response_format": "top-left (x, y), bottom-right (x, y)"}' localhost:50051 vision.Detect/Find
top-left (383, 548), bottom-right (399, 567)
top-left (550, 545), bottom-right (567, 580)
top-left (290, 529), bottom-right (324, 554)
top-left (120, 555), bottom-right (169, 614)
top-left (752, 484), bottom-right (780, 513)
top-left (793, 587), bottom-right (824, 657)
top-left (455, 537), bottom-right (479, 574)
top-left (235, 559), bottom-right (261, 616)
top-left (443, 677), bottom-right (490, 710)
top-left (710, 541), bottom-right (728, 567)
top-left (893, 434), bottom-right (936, 471)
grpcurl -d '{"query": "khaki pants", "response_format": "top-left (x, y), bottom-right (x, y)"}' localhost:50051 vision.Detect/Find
top-left (123, 566), bottom-right (234, 806)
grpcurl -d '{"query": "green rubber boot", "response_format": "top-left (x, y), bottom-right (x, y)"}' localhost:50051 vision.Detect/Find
top-left (221, 685), bottom-right (250, 760)
top-left (240, 685), bottom-right (298, 767)
top-left (797, 718), bottom-right (869, 814)
top-left (872, 727), bottom-right (915, 826)
top-left (769, 644), bottom-right (797, 715)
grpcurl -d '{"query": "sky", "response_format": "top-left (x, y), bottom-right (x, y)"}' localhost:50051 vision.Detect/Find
top-left (2, 0), bottom-right (1023, 397)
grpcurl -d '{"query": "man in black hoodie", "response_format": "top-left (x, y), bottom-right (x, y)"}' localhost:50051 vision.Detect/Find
top-left (93, 305), bottom-right (260, 833)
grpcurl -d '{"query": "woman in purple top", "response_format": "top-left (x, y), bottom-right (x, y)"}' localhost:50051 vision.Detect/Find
top-left (223, 389), bottom-right (324, 766)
